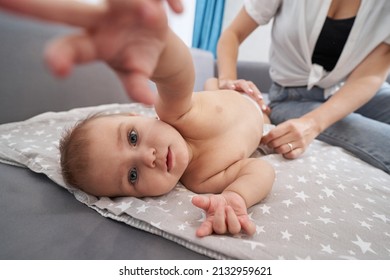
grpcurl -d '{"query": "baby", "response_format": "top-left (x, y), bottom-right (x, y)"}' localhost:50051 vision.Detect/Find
top-left (3, 0), bottom-right (275, 237)
top-left (60, 46), bottom-right (275, 237)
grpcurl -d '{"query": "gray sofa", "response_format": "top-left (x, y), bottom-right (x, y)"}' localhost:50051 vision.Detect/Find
top-left (0, 11), bottom-right (271, 259)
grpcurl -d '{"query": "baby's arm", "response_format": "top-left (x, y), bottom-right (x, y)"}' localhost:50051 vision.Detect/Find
top-left (151, 29), bottom-right (196, 121)
top-left (192, 158), bottom-right (275, 237)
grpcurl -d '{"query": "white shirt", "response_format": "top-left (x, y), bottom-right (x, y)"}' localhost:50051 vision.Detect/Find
top-left (245, 0), bottom-right (390, 97)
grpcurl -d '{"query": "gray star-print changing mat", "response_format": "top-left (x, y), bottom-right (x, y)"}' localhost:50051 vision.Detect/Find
top-left (0, 103), bottom-right (389, 259)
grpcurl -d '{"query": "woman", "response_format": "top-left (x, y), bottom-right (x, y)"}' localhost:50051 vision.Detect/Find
top-left (216, 0), bottom-right (390, 173)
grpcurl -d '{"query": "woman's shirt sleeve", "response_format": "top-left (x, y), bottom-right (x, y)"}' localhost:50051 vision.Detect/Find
top-left (244, 0), bottom-right (282, 25)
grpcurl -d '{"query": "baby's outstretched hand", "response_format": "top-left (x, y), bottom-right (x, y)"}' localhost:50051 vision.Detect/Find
top-left (191, 191), bottom-right (256, 237)
top-left (43, 0), bottom-right (170, 105)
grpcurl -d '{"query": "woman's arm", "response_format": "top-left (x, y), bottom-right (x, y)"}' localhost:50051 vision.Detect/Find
top-left (262, 42), bottom-right (390, 158)
top-left (217, 7), bottom-right (259, 83)
top-left (305, 42), bottom-right (390, 133)
top-left (216, 7), bottom-right (269, 111)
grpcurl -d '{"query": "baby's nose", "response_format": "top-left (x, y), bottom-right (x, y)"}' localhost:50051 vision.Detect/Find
top-left (141, 148), bottom-right (156, 168)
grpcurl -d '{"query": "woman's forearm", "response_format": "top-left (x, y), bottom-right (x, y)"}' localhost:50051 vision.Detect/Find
top-left (304, 43), bottom-right (390, 133)
top-left (216, 7), bottom-right (259, 81)
top-left (217, 30), bottom-right (240, 80)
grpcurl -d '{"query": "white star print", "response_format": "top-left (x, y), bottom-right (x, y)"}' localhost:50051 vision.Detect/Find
top-left (321, 206), bottom-right (332, 214)
top-left (285, 184), bottom-right (294, 190)
top-left (372, 212), bottom-right (388, 223)
top-left (317, 216), bottom-right (335, 224)
top-left (136, 204), bottom-right (149, 213)
top-left (178, 224), bottom-right (186, 231)
top-left (321, 187), bottom-right (335, 198)
top-left (352, 235), bottom-right (376, 255)
top-left (359, 221), bottom-right (372, 230)
top-left (364, 184), bottom-right (373, 191)
top-left (115, 201), bottom-right (133, 212)
top-left (158, 200), bottom-right (167, 206)
top-left (243, 240), bottom-right (265, 250)
top-left (281, 230), bottom-right (292, 241)
top-left (353, 203), bottom-right (364, 211)
top-left (337, 183), bottom-right (347, 191)
top-left (1, 134), bottom-right (12, 140)
top-left (256, 225), bottom-right (265, 234)
top-left (282, 199), bottom-right (293, 207)
top-left (295, 191), bottom-right (309, 202)
top-left (151, 222), bottom-right (161, 229)
top-left (320, 244), bottom-right (335, 254)
top-left (297, 176), bottom-right (308, 183)
top-left (327, 164), bottom-right (336, 170)
top-left (260, 204), bottom-right (271, 214)
top-left (318, 173), bottom-right (328, 179)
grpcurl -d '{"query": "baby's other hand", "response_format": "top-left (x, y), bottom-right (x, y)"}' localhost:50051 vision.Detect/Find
top-left (191, 191), bottom-right (256, 237)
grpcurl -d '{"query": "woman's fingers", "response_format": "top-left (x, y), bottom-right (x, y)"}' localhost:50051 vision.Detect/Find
top-left (218, 79), bottom-right (271, 113)
top-left (261, 120), bottom-right (313, 159)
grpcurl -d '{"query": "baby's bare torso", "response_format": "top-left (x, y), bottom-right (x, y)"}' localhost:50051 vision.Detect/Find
top-left (176, 90), bottom-right (263, 193)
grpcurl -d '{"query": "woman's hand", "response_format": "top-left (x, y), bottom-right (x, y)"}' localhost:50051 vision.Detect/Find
top-left (192, 191), bottom-right (256, 237)
top-left (261, 117), bottom-right (320, 159)
top-left (219, 78), bottom-right (271, 115)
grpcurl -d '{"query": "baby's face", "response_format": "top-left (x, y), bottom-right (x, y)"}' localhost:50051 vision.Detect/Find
top-left (83, 114), bottom-right (190, 197)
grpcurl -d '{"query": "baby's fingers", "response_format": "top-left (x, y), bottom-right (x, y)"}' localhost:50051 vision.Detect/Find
top-left (212, 206), bottom-right (227, 234)
top-left (238, 215), bottom-right (256, 236)
top-left (118, 72), bottom-right (156, 105)
top-left (44, 34), bottom-right (97, 77)
top-left (191, 195), bottom-right (211, 211)
top-left (1, 0), bottom-right (106, 28)
top-left (195, 220), bottom-right (213, 237)
top-left (225, 206), bottom-right (241, 235)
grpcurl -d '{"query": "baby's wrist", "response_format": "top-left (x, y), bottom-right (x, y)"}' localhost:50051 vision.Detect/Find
top-left (221, 190), bottom-right (246, 205)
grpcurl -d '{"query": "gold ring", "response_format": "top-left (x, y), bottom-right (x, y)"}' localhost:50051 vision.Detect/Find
top-left (287, 143), bottom-right (293, 152)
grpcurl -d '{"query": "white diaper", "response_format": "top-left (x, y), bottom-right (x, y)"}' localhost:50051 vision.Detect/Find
top-left (242, 94), bottom-right (275, 155)
top-left (259, 124), bottom-right (275, 155)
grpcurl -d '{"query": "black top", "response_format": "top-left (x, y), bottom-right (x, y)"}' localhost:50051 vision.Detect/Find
top-left (312, 16), bottom-right (355, 71)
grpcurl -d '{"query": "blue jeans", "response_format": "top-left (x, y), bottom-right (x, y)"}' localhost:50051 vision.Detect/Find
top-left (268, 82), bottom-right (390, 174)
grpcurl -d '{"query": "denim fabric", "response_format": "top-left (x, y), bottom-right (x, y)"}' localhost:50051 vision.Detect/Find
top-left (268, 82), bottom-right (390, 174)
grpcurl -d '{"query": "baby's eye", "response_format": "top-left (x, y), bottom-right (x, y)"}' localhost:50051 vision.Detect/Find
top-left (128, 167), bottom-right (138, 184)
top-left (128, 129), bottom-right (138, 146)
